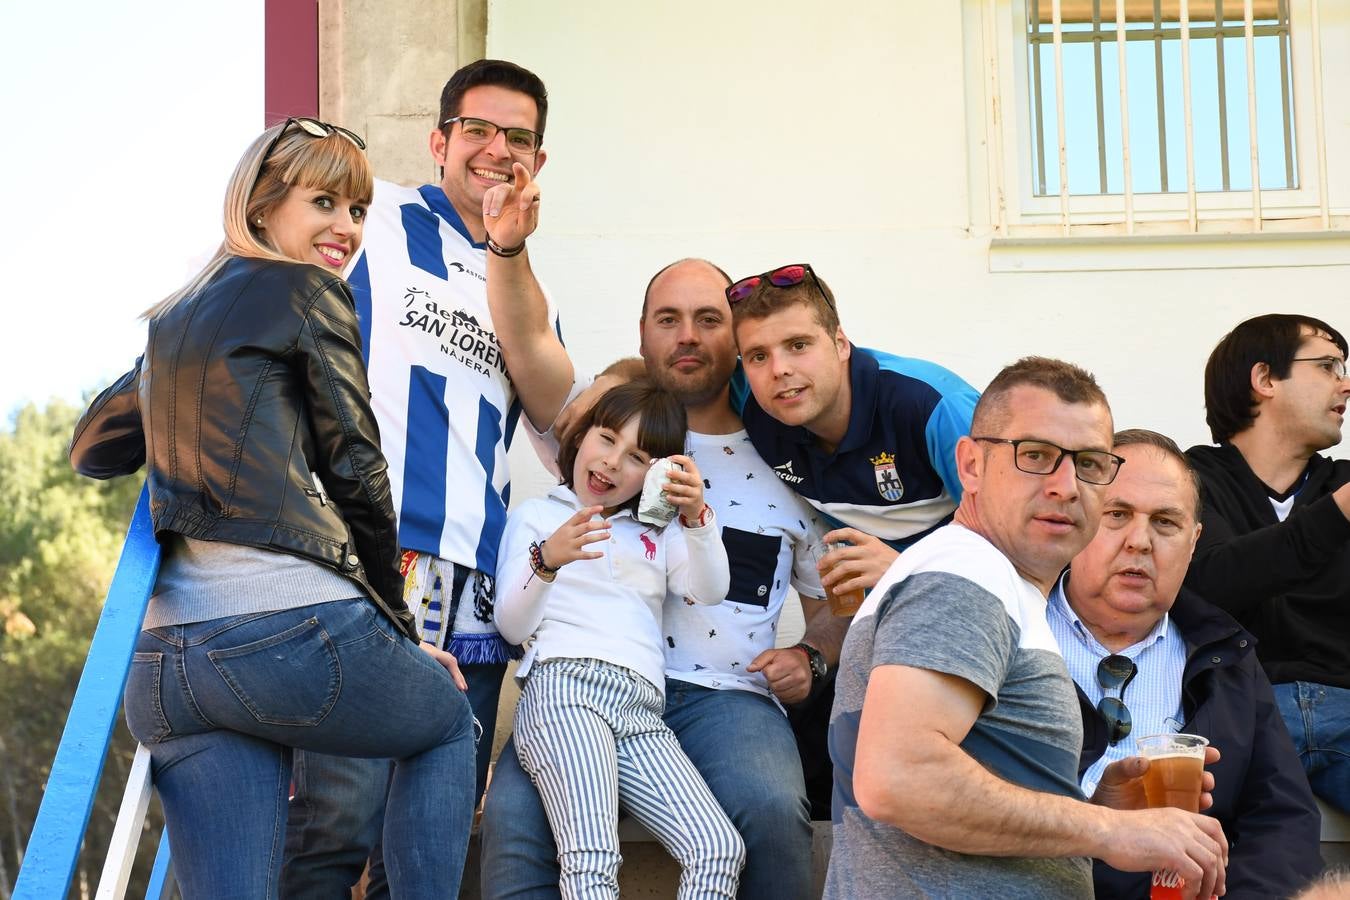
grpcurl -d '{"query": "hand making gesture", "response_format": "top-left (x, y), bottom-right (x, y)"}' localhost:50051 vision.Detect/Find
top-left (541, 505), bottom-right (611, 570)
top-left (482, 161), bottom-right (541, 250)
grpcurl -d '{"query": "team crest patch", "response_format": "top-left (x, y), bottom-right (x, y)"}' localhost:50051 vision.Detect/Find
top-left (871, 451), bottom-right (903, 501)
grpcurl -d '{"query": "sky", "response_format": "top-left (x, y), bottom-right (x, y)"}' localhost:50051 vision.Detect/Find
top-left (0, 2), bottom-right (264, 420)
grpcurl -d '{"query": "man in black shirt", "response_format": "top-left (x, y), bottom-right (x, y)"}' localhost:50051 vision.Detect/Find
top-left (1186, 313), bottom-right (1350, 813)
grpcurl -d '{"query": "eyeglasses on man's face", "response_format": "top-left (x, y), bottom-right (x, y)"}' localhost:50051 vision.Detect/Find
top-left (441, 116), bottom-right (542, 153)
top-left (725, 263), bottom-right (835, 311)
top-left (971, 437), bottom-right (1125, 486)
top-left (1291, 356), bottom-right (1348, 380)
top-left (1096, 653), bottom-right (1137, 745)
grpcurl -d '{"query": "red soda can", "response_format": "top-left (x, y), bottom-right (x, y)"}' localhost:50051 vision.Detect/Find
top-left (1150, 870), bottom-right (1184, 900)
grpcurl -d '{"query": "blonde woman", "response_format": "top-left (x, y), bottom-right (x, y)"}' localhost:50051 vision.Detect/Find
top-left (70, 119), bottom-right (475, 899)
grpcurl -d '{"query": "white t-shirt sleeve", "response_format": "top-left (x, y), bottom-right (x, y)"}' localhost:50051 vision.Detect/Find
top-left (494, 501), bottom-right (554, 644)
top-left (791, 510), bottom-right (828, 600)
top-left (667, 510), bottom-right (729, 606)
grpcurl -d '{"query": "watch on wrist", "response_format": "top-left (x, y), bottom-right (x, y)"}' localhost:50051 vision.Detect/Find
top-left (792, 642), bottom-right (827, 682)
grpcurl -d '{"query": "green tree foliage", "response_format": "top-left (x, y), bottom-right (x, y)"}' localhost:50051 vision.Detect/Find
top-left (0, 398), bottom-right (154, 898)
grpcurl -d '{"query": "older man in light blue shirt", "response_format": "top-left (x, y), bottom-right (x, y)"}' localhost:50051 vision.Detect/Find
top-left (1052, 428), bottom-right (1322, 900)
top-left (1048, 576), bottom-right (1187, 796)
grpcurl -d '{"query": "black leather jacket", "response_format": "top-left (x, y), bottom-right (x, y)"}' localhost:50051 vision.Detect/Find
top-left (70, 257), bottom-right (417, 642)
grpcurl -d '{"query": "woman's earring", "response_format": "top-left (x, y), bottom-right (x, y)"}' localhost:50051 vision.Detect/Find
top-left (255, 217), bottom-right (264, 226)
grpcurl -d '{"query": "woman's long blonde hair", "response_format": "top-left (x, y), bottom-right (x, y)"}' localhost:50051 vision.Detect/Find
top-left (143, 120), bottom-right (373, 320)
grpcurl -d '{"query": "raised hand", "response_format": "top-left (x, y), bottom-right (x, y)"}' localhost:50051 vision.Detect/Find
top-left (542, 505), bottom-right (610, 569)
top-left (482, 161), bottom-right (541, 250)
top-left (663, 454), bottom-right (708, 524)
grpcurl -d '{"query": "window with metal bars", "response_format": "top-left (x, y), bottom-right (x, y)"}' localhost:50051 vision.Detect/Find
top-left (1025, 0), bottom-right (1296, 196)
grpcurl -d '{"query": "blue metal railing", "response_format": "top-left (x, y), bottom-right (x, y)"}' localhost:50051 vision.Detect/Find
top-left (14, 486), bottom-right (166, 899)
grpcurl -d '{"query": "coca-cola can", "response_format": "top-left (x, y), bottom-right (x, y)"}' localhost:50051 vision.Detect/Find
top-left (1149, 869), bottom-right (1185, 900)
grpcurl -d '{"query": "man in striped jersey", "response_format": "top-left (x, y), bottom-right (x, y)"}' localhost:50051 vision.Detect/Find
top-left (282, 59), bottom-right (577, 897)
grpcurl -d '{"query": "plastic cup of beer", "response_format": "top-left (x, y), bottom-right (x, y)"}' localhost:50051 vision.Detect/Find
top-left (814, 541), bottom-right (864, 617)
top-left (1136, 733), bottom-right (1208, 813)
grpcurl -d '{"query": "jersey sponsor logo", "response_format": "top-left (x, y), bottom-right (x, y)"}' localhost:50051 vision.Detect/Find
top-left (871, 451), bottom-right (904, 501)
top-left (773, 460), bottom-right (805, 484)
top-left (398, 286), bottom-right (508, 379)
top-left (447, 261), bottom-right (486, 282)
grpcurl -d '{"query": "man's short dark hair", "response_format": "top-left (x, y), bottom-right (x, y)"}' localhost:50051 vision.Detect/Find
top-left (556, 379), bottom-right (687, 515)
top-left (641, 258), bottom-right (733, 320)
top-left (1203, 313), bottom-right (1348, 443)
top-left (438, 59), bottom-right (549, 136)
top-left (972, 357), bottom-right (1110, 435)
top-left (728, 267), bottom-right (841, 336)
top-left (1112, 428), bottom-right (1203, 519)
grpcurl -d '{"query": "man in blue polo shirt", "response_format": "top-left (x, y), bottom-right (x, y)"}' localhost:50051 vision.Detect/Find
top-left (728, 264), bottom-right (979, 599)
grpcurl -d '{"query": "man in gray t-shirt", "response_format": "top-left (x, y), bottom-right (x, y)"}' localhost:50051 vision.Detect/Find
top-left (827, 358), bottom-right (1230, 900)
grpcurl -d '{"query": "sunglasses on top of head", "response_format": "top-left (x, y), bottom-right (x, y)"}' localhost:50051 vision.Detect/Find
top-left (261, 117), bottom-right (366, 163)
top-left (725, 264), bottom-right (835, 311)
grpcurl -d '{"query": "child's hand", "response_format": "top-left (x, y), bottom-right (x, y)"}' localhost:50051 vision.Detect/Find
top-left (664, 455), bottom-right (708, 524)
top-left (543, 505), bottom-right (610, 568)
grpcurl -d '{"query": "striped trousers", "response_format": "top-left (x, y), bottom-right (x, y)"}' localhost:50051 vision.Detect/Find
top-left (514, 658), bottom-right (745, 900)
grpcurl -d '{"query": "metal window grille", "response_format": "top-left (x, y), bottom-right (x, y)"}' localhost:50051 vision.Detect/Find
top-left (1026, 0), bottom-right (1297, 202)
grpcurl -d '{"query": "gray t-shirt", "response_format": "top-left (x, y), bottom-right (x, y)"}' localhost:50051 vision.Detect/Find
top-left (826, 524), bottom-right (1092, 899)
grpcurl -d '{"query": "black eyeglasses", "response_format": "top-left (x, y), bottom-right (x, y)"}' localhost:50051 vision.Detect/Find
top-left (262, 117), bottom-right (366, 163)
top-left (1291, 356), bottom-right (1348, 380)
top-left (971, 437), bottom-right (1126, 486)
top-left (725, 263), bottom-right (835, 311)
top-left (1097, 654), bottom-right (1137, 745)
top-left (441, 116), bottom-right (543, 153)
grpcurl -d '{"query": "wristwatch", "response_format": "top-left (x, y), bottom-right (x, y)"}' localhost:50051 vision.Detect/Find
top-left (791, 642), bottom-right (827, 682)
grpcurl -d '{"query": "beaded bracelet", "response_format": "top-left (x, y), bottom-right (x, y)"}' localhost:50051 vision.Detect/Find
top-left (528, 539), bottom-right (558, 582)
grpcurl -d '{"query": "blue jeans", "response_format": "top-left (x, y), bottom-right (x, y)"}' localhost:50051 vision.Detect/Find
top-left (479, 679), bottom-right (812, 900)
top-left (282, 661), bottom-right (506, 898)
top-left (124, 599), bottom-right (476, 900)
top-left (1274, 680), bottom-right (1350, 813)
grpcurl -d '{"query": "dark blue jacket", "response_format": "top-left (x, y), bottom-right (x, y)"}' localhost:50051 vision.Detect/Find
top-left (1077, 588), bottom-right (1323, 899)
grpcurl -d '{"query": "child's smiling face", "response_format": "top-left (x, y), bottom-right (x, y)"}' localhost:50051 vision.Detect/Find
top-left (571, 416), bottom-right (653, 515)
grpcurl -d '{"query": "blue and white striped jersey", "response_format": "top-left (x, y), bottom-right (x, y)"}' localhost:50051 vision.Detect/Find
top-left (348, 179), bottom-right (562, 574)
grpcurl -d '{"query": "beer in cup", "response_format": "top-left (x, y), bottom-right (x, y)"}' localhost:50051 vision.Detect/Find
top-left (1137, 733), bottom-right (1208, 813)
top-left (1136, 733), bottom-right (1209, 900)
top-left (813, 541), bottom-right (864, 616)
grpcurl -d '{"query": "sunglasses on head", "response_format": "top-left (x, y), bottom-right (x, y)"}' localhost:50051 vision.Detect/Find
top-left (725, 263), bottom-right (835, 311)
top-left (261, 117), bottom-right (366, 163)
top-left (1096, 653), bottom-right (1137, 745)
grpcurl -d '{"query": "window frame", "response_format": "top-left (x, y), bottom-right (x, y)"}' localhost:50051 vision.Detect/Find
top-left (992, 0), bottom-right (1325, 227)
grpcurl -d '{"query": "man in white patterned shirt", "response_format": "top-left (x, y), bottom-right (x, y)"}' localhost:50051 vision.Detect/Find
top-left (1053, 428), bottom-right (1321, 899)
top-left (480, 258), bottom-right (849, 900)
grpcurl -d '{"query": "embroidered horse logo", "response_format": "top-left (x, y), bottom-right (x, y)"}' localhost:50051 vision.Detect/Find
top-left (639, 531), bottom-right (656, 560)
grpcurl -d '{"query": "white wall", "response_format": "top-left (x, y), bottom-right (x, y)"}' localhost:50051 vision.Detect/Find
top-left (489, 0), bottom-right (1349, 501)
